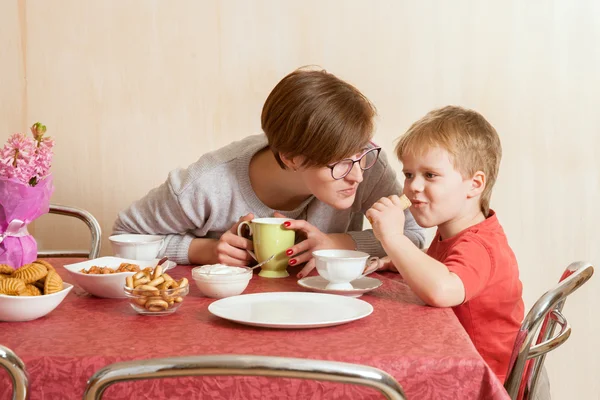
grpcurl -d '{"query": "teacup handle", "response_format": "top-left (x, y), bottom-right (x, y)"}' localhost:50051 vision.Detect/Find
top-left (236, 221), bottom-right (257, 262)
top-left (359, 256), bottom-right (380, 279)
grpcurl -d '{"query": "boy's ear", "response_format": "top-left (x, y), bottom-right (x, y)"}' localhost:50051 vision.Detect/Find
top-left (467, 170), bottom-right (486, 198)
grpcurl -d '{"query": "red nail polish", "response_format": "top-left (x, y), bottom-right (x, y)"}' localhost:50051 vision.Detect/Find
top-left (286, 249), bottom-right (293, 256)
top-left (289, 259), bottom-right (297, 265)
top-left (283, 221), bottom-right (291, 227)
top-left (297, 273), bottom-right (303, 279)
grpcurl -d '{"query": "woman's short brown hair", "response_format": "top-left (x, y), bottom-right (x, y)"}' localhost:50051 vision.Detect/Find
top-left (261, 67), bottom-right (377, 169)
top-left (395, 106), bottom-right (502, 216)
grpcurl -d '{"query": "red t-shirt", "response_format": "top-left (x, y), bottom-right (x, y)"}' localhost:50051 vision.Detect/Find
top-left (426, 210), bottom-right (524, 382)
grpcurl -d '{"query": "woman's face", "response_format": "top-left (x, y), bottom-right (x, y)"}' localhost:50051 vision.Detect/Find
top-left (295, 147), bottom-right (376, 210)
top-left (299, 163), bottom-right (364, 210)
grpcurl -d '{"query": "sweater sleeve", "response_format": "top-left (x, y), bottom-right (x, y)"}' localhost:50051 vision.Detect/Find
top-left (348, 150), bottom-right (426, 255)
top-left (112, 170), bottom-right (206, 265)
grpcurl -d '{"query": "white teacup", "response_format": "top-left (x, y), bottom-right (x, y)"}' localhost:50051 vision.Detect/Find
top-left (312, 249), bottom-right (379, 290)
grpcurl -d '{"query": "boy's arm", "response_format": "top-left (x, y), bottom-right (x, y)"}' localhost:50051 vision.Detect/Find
top-left (381, 235), bottom-right (465, 307)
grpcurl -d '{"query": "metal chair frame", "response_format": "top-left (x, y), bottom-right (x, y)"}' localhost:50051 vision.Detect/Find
top-left (504, 261), bottom-right (594, 400)
top-left (84, 354), bottom-right (407, 400)
top-left (0, 345), bottom-right (29, 400)
top-left (37, 204), bottom-right (101, 259)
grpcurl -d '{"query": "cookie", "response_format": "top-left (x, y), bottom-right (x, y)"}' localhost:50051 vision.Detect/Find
top-left (0, 264), bottom-right (14, 275)
top-left (0, 278), bottom-right (27, 296)
top-left (33, 259), bottom-right (56, 272)
top-left (13, 263), bottom-right (48, 283)
top-left (44, 270), bottom-right (64, 294)
top-left (24, 284), bottom-right (42, 296)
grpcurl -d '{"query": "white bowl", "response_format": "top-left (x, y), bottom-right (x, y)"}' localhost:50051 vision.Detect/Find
top-left (108, 234), bottom-right (165, 260)
top-left (0, 283), bottom-right (73, 322)
top-left (191, 264), bottom-right (252, 299)
top-left (63, 256), bottom-right (176, 298)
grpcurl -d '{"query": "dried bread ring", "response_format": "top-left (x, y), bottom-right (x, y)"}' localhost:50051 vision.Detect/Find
top-left (133, 276), bottom-right (150, 286)
top-left (133, 285), bottom-right (160, 296)
top-left (145, 299), bottom-right (168, 311)
top-left (133, 271), bottom-right (146, 280)
top-left (152, 265), bottom-right (163, 280)
top-left (125, 276), bottom-right (134, 289)
top-left (147, 276), bottom-right (165, 287)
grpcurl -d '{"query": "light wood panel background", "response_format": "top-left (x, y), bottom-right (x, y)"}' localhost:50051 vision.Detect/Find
top-left (1, 1), bottom-right (599, 398)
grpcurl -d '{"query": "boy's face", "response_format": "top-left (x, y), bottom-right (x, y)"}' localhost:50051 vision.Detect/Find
top-left (401, 146), bottom-right (477, 231)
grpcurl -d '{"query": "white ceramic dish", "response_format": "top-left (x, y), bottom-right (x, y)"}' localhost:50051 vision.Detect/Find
top-left (0, 283), bottom-right (73, 322)
top-left (312, 249), bottom-right (379, 290)
top-left (297, 276), bottom-right (382, 298)
top-left (208, 292), bottom-right (373, 329)
top-left (191, 265), bottom-right (252, 298)
top-left (108, 234), bottom-right (164, 260)
top-left (63, 256), bottom-right (176, 299)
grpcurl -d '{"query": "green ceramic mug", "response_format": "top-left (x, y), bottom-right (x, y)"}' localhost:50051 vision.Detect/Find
top-left (237, 218), bottom-right (295, 278)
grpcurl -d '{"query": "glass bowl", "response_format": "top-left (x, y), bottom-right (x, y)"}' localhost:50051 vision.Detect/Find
top-left (124, 282), bottom-right (189, 316)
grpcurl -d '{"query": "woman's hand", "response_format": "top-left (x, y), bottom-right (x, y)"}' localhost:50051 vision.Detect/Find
top-left (212, 213), bottom-right (255, 266)
top-left (275, 212), bottom-right (352, 278)
top-left (377, 256), bottom-right (401, 274)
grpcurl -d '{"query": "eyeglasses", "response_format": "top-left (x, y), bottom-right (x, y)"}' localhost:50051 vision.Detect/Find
top-left (327, 143), bottom-right (382, 180)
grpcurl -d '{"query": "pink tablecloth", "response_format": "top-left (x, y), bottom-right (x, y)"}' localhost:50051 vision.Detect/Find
top-left (1, 259), bottom-right (509, 399)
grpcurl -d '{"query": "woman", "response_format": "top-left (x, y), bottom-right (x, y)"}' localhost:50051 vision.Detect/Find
top-left (113, 67), bottom-right (425, 278)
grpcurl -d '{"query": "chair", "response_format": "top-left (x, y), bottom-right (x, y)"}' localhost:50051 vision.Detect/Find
top-left (37, 204), bottom-right (102, 259)
top-left (504, 261), bottom-right (594, 400)
top-left (0, 345), bottom-right (29, 400)
top-left (83, 354), bottom-right (407, 400)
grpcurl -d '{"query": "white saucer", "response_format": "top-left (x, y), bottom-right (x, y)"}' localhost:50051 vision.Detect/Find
top-left (297, 276), bottom-right (382, 297)
top-left (208, 292), bottom-right (373, 329)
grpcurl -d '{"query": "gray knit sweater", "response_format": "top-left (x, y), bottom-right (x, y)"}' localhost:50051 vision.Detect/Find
top-left (113, 135), bottom-right (425, 264)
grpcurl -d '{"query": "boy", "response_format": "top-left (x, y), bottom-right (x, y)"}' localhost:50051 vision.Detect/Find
top-left (366, 105), bottom-right (524, 381)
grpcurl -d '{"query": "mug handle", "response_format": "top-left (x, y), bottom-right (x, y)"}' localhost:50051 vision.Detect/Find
top-left (236, 220), bottom-right (257, 262)
top-left (359, 256), bottom-right (380, 279)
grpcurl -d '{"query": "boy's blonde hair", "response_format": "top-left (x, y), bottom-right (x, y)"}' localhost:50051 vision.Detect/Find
top-left (395, 106), bottom-right (501, 216)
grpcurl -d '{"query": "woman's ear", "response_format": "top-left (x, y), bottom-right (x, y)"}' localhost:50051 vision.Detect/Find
top-left (279, 153), bottom-right (303, 171)
top-left (467, 170), bottom-right (486, 198)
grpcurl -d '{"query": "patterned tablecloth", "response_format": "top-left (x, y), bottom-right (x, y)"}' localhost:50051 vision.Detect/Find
top-left (0, 258), bottom-right (509, 399)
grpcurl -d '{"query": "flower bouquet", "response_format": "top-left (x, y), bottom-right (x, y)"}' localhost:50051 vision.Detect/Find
top-left (0, 123), bottom-right (54, 269)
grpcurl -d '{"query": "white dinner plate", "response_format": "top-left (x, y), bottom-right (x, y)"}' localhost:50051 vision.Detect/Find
top-left (208, 292), bottom-right (373, 329)
top-left (297, 276), bottom-right (382, 298)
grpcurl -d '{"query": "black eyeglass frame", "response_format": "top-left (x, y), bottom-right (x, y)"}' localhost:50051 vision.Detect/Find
top-left (326, 142), bottom-right (382, 180)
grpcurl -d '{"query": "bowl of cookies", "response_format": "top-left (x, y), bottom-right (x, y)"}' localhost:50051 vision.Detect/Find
top-left (123, 264), bottom-right (189, 315)
top-left (0, 260), bottom-right (73, 322)
top-left (63, 256), bottom-right (176, 298)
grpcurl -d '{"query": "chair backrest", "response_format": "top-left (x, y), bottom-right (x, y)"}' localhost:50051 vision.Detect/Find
top-left (37, 204), bottom-right (102, 259)
top-left (83, 354), bottom-right (407, 400)
top-left (0, 345), bottom-right (29, 400)
top-left (504, 261), bottom-right (594, 400)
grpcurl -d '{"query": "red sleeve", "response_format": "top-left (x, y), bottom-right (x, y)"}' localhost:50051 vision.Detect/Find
top-left (442, 237), bottom-right (492, 303)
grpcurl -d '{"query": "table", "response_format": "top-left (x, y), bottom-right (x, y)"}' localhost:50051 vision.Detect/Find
top-left (1, 259), bottom-right (509, 399)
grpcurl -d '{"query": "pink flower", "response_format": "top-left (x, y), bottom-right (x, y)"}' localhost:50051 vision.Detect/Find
top-left (0, 124), bottom-right (54, 186)
top-left (0, 134), bottom-right (36, 183)
top-left (32, 138), bottom-right (54, 180)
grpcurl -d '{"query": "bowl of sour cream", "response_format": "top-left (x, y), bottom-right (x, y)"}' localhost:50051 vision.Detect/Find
top-left (191, 264), bottom-right (253, 299)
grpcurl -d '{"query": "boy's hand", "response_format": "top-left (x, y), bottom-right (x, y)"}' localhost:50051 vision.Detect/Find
top-left (366, 195), bottom-right (407, 243)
